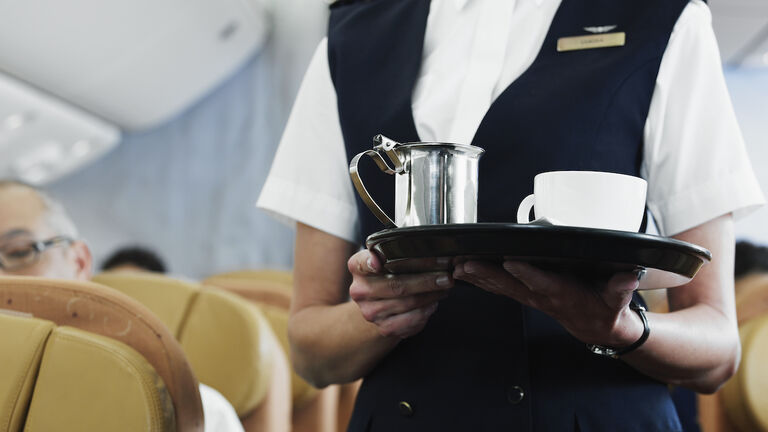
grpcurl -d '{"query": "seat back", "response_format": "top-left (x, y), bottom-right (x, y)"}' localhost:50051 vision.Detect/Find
top-left (26, 325), bottom-right (176, 431)
top-left (721, 313), bottom-right (768, 432)
top-left (0, 276), bottom-right (204, 432)
top-left (181, 288), bottom-right (275, 415)
top-left (93, 272), bottom-right (275, 417)
top-left (0, 312), bottom-right (54, 431)
top-left (201, 274), bottom-right (319, 407)
top-left (205, 271), bottom-right (365, 432)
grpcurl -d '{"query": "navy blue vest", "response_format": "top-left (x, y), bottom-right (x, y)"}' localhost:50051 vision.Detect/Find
top-left (329, 1), bottom-right (689, 430)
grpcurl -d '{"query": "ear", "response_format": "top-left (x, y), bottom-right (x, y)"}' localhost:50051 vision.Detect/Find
top-left (70, 240), bottom-right (93, 280)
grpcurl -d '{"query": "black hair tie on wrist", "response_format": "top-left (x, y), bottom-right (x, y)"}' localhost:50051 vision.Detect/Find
top-left (587, 300), bottom-right (650, 359)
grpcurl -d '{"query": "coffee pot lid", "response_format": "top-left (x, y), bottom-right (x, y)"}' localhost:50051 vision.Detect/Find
top-left (374, 134), bottom-right (484, 156)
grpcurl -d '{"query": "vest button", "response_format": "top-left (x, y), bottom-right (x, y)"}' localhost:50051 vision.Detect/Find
top-left (506, 386), bottom-right (525, 405)
top-left (398, 401), bottom-right (414, 417)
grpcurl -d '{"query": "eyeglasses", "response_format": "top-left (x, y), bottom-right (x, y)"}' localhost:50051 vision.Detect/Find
top-left (0, 236), bottom-right (74, 271)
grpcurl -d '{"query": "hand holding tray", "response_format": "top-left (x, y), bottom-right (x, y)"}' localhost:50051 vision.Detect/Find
top-left (366, 223), bottom-right (712, 290)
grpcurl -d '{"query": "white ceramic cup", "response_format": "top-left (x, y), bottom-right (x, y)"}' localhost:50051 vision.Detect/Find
top-left (516, 171), bottom-right (648, 231)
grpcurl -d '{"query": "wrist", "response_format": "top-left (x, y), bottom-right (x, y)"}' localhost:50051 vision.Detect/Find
top-left (611, 304), bottom-right (646, 348)
top-left (588, 301), bottom-right (650, 359)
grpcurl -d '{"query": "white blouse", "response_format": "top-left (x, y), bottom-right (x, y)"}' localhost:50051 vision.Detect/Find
top-left (258, 0), bottom-right (764, 242)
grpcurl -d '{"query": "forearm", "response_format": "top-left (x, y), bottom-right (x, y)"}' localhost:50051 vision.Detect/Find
top-left (288, 300), bottom-right (398, 388)
top-left (622, 215), bottom-right (741, 393)
top-left (622, 303), bottom-right (739, 393)
top-left (456, 216), bottom-right (739, 393)
top-left (291, 223), bottom-right (448, 388)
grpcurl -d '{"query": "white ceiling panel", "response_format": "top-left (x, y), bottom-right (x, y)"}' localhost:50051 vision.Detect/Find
top-left (0, 73), bottom-right (119, 185)
top-left (710, 0), bottom-right (768, 67)
top-left (0, 0), bottom-right (269, 130)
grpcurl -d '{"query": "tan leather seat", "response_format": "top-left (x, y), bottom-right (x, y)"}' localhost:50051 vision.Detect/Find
top-left (92, 272), bottom-right (283, 428)
top-left (699, 273), bottom-right (768, 432)
top-left (0, 312), bottom-right (54, 431)
top-left (0, 276), bottom-right (203, 431)
top-left (721, 313), bottom-right (768, 432)
top-left (203, 271), bottom-right (361, 432)
top-left (204, 270), bottom-right (293, 287)
top-left (33, 326), bottom-right (176, 431)
top-left (0, 313), bottom-right (176, 431)
top-left (734, 273), bottom-right (768, 326)
top-left (201, 276), bottom-right (316, 406)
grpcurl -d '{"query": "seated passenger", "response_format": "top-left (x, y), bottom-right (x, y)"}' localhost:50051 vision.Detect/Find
top-left (0, 180), bottom-right (244, 432)
top-left (735, 240), bottom-right (768, 280)
top-left (102, 246), bottom-right (167, 273)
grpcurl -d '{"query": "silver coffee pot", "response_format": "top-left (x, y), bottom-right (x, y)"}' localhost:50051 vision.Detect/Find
top-left (349, 135), bottom-right (485, 228)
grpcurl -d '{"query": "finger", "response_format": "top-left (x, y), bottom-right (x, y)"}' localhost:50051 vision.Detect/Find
top-left (347, 249), bottom-right (382, 276)
top-left (454, 261), bottom-right (544, 306)
top-left (350, 271), bottom-right (454, 301)
top-left (454, 261), bottom-right (519, 293)
top-left (359, 291), bottom-right (449, 323)
top-left (502, 261), bottom-right (565, 296)
top-left (377, 303), bottom-right (439, 339)
top-left (379, 256), bottom-right (452, 273)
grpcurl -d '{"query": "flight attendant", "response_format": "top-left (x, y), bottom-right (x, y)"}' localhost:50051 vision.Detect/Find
top-left (258, 0), bottom-right (765, 430)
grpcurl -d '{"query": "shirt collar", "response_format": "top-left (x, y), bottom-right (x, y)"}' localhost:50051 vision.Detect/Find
top-left (453, 0), bottom-right (544, 11)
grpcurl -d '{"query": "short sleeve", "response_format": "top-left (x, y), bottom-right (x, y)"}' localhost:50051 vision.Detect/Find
top-left (642, 0), bottom-right (765, 236)
top-left (256, 38), bottom-right (361, 243)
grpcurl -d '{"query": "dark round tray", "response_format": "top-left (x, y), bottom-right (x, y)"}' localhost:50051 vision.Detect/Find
top-left (366, 223), bottom-right (712, 290)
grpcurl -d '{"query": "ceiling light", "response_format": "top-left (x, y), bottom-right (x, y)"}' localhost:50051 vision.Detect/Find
top-left (18, 165), bottom-right (50, 185)
top-left (3, 113), bottom-right (26, 130)
top-left (13, 141), bottom-right (64, 173)
top-left (71, 139), bottom-right (92, 158)
top-left (0, 72), bottom-right (120, 185)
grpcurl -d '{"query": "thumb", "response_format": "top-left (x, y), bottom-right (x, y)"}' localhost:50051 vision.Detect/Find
top-left (347, 249), bottom-right (383, 276)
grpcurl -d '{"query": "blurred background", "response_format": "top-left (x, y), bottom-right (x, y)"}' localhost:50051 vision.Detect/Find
top-left (0, 0), bottom-right (765, 278)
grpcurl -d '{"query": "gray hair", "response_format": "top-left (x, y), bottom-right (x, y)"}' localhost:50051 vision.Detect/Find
top-left (0, 180), bottom-right (79, 238)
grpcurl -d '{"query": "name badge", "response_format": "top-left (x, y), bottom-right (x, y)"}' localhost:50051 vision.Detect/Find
top-left (557, 32), bottom-right (626, 52)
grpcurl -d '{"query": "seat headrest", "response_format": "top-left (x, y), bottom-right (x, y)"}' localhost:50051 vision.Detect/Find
top-left (92, 272), bottom-right (199, 336)
top-left (93, 272), bottom-right (277, 416)
top-left (24, 325), bottom-right (175, 431)
top-left (0, 276), bottom-right (204, 432)
top-left (209, 278), bottom-right (292, 310)
top-left (203, 270), bottom-right (293, 287)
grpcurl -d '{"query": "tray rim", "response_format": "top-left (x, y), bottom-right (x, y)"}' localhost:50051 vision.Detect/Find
top-left (366, 222), bottom-right (712, 262)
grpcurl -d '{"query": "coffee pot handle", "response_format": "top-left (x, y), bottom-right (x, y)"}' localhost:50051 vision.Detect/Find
top-left (349, 149), bottom-right (398, 228)
top-left (516, 194), bottom-right (536, 224)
